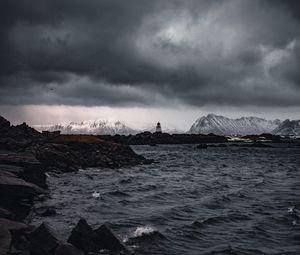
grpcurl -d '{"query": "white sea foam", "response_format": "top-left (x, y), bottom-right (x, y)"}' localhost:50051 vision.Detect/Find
top-left (92, 191), bottom-right (100, 198)
top-left (134, 226), bottom-right (155, 237)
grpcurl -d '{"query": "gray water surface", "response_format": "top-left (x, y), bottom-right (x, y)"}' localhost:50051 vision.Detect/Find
top-left (33, 145), bottom-right (300, 254)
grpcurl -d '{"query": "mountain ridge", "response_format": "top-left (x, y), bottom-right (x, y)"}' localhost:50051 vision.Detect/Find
top-left (272, 119), bottom-right (300, 136)
top-left (189, 114), bottom-right (299, 136)
top-left (34, 119), bottom-right (137, 135)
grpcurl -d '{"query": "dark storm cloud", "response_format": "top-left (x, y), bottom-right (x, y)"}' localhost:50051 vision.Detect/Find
top-left (0, 0), bottom-right (300, 107)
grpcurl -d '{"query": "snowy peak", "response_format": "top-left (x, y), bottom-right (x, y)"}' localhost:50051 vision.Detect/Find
top-left (189, 114), bottom-right (282, 135)
top-left (35, 119), bottom-right (137, 135)
top-left (272, 119), bottom-right (300, 136)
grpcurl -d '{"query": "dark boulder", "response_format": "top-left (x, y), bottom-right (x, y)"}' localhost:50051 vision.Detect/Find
top-left (54, 243), bottom-right (84, 255)
top-left (28, 223), bottom-right (59, 255)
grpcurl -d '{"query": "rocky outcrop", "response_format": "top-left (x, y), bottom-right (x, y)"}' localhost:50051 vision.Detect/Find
top-left (0, 116), bottom-right (149, 173)
top-left (40, 135), bottom-right (149, 170)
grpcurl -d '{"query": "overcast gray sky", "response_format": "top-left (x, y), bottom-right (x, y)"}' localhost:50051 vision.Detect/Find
top-left (1, 0), bottom-right (300, 129)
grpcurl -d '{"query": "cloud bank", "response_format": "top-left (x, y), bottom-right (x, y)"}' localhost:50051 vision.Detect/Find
top-left (0, 0), bottom-right (300, 108)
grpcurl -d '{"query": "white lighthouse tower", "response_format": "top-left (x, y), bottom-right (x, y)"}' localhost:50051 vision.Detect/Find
top-left (155, 122), bottom-right (162, 133)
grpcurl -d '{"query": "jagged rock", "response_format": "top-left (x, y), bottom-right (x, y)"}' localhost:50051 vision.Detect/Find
top-left (94, 223), bottom-right (129, 252)
top-left (67, 219), bottom-right (102, 253)
top-left (68, 219), bottom-right (128, 254)
top-left (28, 223), bottom-right (59, 255)
top-left (54, 243), bottom-right (84, 255)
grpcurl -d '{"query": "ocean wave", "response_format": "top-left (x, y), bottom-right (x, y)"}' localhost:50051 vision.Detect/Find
top-left (134, 226), bottom-right (156, 238)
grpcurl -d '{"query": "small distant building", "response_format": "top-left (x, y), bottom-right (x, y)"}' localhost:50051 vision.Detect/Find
top-left (155, 122), bottom-right (162, 133)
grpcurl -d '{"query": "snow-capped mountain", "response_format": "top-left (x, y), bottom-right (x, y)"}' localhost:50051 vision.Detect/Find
top-left (272, 119), bottom-right (300, 136)
top-left (35, 119), bottom-right (137, 135)
top-left (189, 114), bottom-right (282, 135)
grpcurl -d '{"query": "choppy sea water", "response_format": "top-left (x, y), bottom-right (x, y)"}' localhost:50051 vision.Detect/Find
top-left (33, 144), bottom-right (300, 254)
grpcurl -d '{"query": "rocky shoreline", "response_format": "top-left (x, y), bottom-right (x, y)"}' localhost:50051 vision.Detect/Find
top-left (0, 116), bottom-right (150, 254)
top-left (98, 131), bottom-right (228, 145)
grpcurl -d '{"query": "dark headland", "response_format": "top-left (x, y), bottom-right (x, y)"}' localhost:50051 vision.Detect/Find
top-left (0, 115), bottom-right (298, 255)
